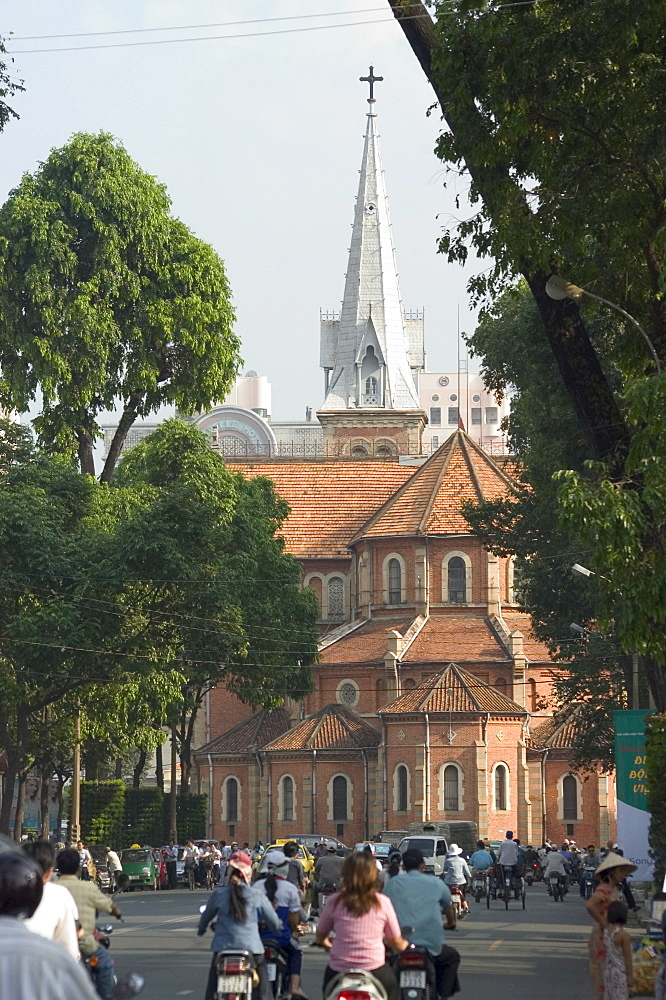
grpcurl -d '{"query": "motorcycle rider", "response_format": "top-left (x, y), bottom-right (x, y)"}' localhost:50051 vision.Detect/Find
top-left (56, 848), bottom-right (122, 1000)
top-left (283, 841), bottom-right (307, 895)
top-left (0, 849), bottom-right (98, 1000)
top-left (22, 840), bottom-right (80, 961)
top-left (543, 846), bottom-right (568, 894)
top-left (580, 845), bottom-right (601, 897)
top-left (469, 840), bottom-right (493, 876)
top-left (255, 850), bottom-right (309, 1000)
top-left (443, 845), bottom-right (471, 919)
top-left (198, 850), bottom-right (280, 1000)
top-left (383, 848), bottom-right (461, 999)
top-left (182, 839), bottom-right (200, 887)
top-left (315, 842), bottom-right (345, 887)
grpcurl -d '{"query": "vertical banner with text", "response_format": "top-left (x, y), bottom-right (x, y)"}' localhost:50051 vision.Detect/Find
top-left (613, 709), bottom-right (653, 880)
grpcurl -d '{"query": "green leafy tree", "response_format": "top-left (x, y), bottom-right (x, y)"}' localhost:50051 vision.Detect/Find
top-left (0, 35), bottom-right (23, 133)
top-left (386, 0), bottom-right (666, 713)
top-left (0, 131), bottom-right (240, 480)
top-left (114, 419), bottom-right (319, 792)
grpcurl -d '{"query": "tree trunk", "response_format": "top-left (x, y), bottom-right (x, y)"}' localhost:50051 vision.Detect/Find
top-left (386, 0), bottom-right (630, 466)
top-left (115, 757), bottom-right (123, 780)
top-left (644, 655), bottom-right (666, 713)
top-left (155, 742), bottom-right (164, 792)
top-left (77, 428), bottom-right (96, 477)
top-left (55, 775), bottom-right (65, 840)
top-left (40, 760), bottom-right (50, 840)
top-left (99, 390), bottom-right (145, 484)
top-left (133, 749), bottom-right (147, 789)
top-left (0, 751), bottom-right (19, 835)
top-left (13, 774), bottom-right (25, 842)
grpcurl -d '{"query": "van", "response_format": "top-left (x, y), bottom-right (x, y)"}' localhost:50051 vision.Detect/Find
top-left (397, 833), bottom-right (448, 876)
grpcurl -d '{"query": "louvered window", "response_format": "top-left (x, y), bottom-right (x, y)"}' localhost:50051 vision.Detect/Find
top-left (444, 765), bottom-right (459, 811)
top-left (495, 765), bottom-right (507, 811)
top-left (563, 775), bottom-right (578, 820)
top-left (333, 775), bottom-right (348, 821)
top-left (448, 557), bottom-right (466, 603)
top-left (226, 777), bottom-right (238, 821)
top-left (282, 776), bottom-right (294, 822)
top-left (397, 765), bottom-right (408, 812)
top-left (388, 559), bottom-right (402, 604)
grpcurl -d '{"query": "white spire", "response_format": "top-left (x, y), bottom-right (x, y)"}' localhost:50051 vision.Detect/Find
top-left (321, 73), bottom-right (422, 411)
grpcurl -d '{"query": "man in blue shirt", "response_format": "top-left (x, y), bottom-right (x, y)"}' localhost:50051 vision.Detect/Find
top-left (383, 849), bottom-right (461, 998)
top-left (469, 840), bottom-right (493, 873)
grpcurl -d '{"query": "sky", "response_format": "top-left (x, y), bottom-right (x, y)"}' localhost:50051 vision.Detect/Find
top-left (1, 1), bottom-right (482, 423)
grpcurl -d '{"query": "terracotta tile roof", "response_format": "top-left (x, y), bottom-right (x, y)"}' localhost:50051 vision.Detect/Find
top-left (196, 707), bottom-right (292, 755)
top-left (528, 707), bottom-right (583, 749)
top-left (380, 662), bottom-right (526, 715)
top-left (228, 462), bottom-right (413, 559)
top-left (319, 616), bottom-right (418, 665)
top-left (500, 612), bottom-right (553, 661)
top-left (353, 431), bottom-right (515, 540)
top-left (402, 615), bottom-right (511, 663)
top-left (264, 704), bottom-right (381, 751)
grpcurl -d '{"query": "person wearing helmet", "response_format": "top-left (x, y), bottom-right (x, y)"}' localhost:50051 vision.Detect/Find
top-left (255, 851), bottom-right (309, 1000)
top-left (198, 849), bottom-right (281, 1000)
top-left (0, 849), bottom-right (98, 1000)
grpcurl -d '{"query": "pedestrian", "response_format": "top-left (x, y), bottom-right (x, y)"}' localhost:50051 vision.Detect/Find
top-left (105, 845), bottom-right (122, 890)
top-left (22, 840), bottom-right (80, 961)
top-left (586, 852), bottom-right (637, 998)
top-left (315, 851), bottom-right (409, 1000)
top-left (76, 840), bottom-right (92, 881)
top-left (603, 901), bottom-right (634, 1000)
top-left (164, 840), bottom-right (178, 889)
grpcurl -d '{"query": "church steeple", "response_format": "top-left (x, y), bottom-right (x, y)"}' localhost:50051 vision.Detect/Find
top-left (320, 69), bottom-right (424, 419)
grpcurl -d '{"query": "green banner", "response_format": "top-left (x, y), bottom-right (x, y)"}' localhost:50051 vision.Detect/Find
top-left (614, 709), bottom-right (649, 810)
top-left (613, 709), bottom-right (652, 880)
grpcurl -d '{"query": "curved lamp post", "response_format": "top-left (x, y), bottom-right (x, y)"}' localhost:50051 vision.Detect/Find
top-left (545, 274), bottom-right (661, 373)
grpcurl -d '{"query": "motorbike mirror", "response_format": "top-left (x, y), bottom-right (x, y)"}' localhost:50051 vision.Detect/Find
top-left (199, 904), bottom-right (207, 914)
top-left (115, 873), bottom-right (130, 892)
top-left (98, 923), bottom-right (114, 934)
top-left (111, 973), bottom-right (145, 998)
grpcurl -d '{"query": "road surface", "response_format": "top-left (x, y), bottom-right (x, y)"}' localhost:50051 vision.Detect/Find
top-left (109, 880), bottom-right (602, 1000)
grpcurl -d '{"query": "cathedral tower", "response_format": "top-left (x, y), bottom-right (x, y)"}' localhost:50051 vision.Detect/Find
top-left (318, 68), bottom-right (426, 458)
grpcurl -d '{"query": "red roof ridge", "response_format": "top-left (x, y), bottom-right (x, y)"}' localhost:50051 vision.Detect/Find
top-left (398, 614), bottom-right (428, 656)
top-left (319, 617), bottom-right (367, 652)
top-left (380, 661), bottom-right (526, 715)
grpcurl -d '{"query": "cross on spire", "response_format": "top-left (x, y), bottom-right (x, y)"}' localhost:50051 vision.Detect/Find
top-left (360, 65), bottom-right (383, 104)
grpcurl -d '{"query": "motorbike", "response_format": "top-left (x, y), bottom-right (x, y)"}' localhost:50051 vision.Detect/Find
top-left (393, 926), bottom-right (436, 1000)
top-left (316, 879), bottom-right (338, 917)
top-left (325, 970), bottom-right (388, 1000)
top-left (524, 862), bottom-right (540, 887)
top-left (582, 866), bottom-right (596, 899)
top-left (215, 950), bottom-right (257, 1000)
top-left (472, 871), bottom-right (487, 903)
top-left (548, 873), bottom-right (565, 902)
top-left (86, 923), bottom-right (145, 998)
top-left (448, 884), bottom-right (467, 922)
top-left (262, 938), bottom-right (289, 999)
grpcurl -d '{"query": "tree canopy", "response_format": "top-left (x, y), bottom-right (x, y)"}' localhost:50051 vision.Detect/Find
top-left (387, 0), bottom-right (666, 712)
top-left (0, 131), bottom-right (240, 480)
top-left (0, 35), bottom-right (23, 134)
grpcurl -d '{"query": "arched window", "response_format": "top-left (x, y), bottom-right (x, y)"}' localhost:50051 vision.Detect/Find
top-left (494, 764), bottom-right (508, 811)
top-left (404, 678), bottom-right (416, 691)
top-left (495, 677), bottom-right (507, 695)
top-left (528, 678), bottom-right (537, 712)
top-left (562, 774), bottom-right (578, 821)
top-left (226, 777), bottom-right (238, 822)
top-left (280, 775), bottom-right (295, 822)
top-left (396, 765), bottom-right (409, 812)
top-left (448, 557), bottom-right (466, 603)
top-left (365, 376), bottom-right (378, 395)
top-left (388, 559), bottom-right (402, 605)
top-left (332, 775), bottom-right (349, 821)
top-left (327, 577), bottom-right (344, 621)
top-left (444, 764), bottom-right (460, 811)
top-left (376, 677), bottom-right (386, 710)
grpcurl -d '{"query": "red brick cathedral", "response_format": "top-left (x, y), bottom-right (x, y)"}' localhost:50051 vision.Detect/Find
top-left (193, 77), bottom-right (615, 851)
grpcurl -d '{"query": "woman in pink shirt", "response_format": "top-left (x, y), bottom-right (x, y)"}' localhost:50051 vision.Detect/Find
top-left (315, 852), bottom-right (408, 1000)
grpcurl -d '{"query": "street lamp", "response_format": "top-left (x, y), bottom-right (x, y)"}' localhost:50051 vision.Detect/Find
top-left (545, 274), bottom-right (661, 373)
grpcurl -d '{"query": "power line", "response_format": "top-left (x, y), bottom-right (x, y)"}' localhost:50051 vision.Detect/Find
top-left (8, 0), bottom-right (565, 56)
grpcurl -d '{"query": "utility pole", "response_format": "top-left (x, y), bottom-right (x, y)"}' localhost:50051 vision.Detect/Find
top-left (70, 711), bottom-right (81, 844)
top-left (169, 726), bottom-right (178, 843)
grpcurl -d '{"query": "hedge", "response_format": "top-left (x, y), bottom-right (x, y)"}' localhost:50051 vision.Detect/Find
top-left (79, 782), bottom-right (207, 847)
top-left (80, 780), bottom-right (125, 846)
top-left (646, 712), bottom-right (666, 893)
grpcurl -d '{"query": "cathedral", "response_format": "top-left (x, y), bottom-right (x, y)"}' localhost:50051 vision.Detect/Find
top-left (192, 74), bottom-right (615, 851)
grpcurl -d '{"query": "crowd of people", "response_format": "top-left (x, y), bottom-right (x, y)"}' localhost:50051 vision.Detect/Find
top-left (1, 830), bottom-right (664, 1000)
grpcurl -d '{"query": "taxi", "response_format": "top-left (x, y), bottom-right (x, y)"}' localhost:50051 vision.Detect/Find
top-left (118, 844), bottom-right (159, 891)
top-left (260, 840), bottom-right (315, 878)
